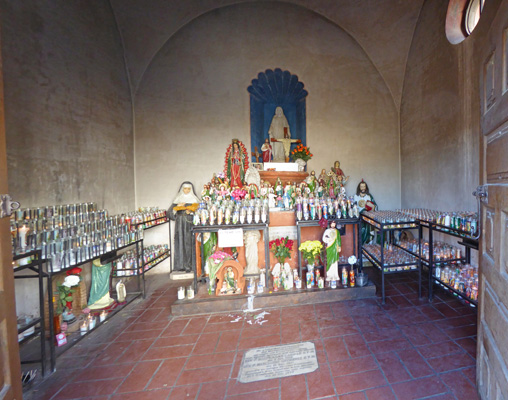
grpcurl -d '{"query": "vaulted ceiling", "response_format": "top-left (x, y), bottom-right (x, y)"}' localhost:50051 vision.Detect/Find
top-left (110, 0), bottom-right (425, 109)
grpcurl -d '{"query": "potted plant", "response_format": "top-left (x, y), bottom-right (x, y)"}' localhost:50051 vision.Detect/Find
top-left (269, 237), bottom-right (294, 290)
top-left (57, 267), bottom-right (82, 324)
top-left (290, 144), bottom-right (313, 171)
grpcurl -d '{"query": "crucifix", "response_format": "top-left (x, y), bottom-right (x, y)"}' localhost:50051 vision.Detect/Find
top-left (271, 128), bottom-right (301, 162)
top-left (251, 146), bottom-right (261, 163)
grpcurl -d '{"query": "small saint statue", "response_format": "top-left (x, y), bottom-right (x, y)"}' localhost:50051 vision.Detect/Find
top-left (261, 138), bottom-right (272, 162)
top-left (332, 161), bottom-right (349, 185)
top-left (323, 221), bottom-right (341, 282)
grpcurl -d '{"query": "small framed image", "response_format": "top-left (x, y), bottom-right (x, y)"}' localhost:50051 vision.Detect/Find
top-left (252, 163), bottom-right (263, 171)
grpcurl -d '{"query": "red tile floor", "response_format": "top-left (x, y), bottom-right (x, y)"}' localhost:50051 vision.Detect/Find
top-left (26, 269), bottom-right (479, 400)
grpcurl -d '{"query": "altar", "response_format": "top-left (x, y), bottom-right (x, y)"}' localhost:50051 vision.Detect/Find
top-left (169, 131), bottom-right (375, 315)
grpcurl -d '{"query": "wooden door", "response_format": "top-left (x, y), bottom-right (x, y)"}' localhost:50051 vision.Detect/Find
top-left (0, 32), bottom-right (22, 399)
top-left (477, 2), bottom-right (508, 398)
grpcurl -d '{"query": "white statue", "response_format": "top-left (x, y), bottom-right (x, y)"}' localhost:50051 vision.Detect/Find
top-left (243, 230), bottom-right (261, 275)
top-left (244, 165), bottom-right (261, 188)
top-left (268, 106), bottom-right (291, 162)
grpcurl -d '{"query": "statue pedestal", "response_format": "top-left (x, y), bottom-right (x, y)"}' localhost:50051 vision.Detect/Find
top-left (259, 171), bottom-right (309, 186)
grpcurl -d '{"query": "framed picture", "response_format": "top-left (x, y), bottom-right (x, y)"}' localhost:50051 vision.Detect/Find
top-left (252, 163), bottom-right (263, 171)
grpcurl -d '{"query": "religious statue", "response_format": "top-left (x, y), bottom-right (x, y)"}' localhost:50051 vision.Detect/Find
top-left (251, 146), bottom-right (261, 163)
top-left (88, 260), bottom-right (115, 310)
top-left (268, 106), bottom-right (291, 162)
top-left (224, 139), bottom-right (248, 187)
top-left (354, 179), bottom-right (376, 212)
top-left (322, 221), bottom-right (341, 282)
top-left (318, 169), bottom-right (328, 186)
top-left (244, 165), bottom-right (261, 188)
top-left (168, 182), bottom-right (200, 272)
top-left (244, 230), bottom-right (261, 275)
top-left (261, 138), bottom-right (272, 162)
top-left (332, 161), bottom-right (349, 185)
top-left (354, 179), bottom-right (377, 244)
top-left (271, 128), bottom-right (301, 162)
top-left (306, 171), bottom-right (317, 193)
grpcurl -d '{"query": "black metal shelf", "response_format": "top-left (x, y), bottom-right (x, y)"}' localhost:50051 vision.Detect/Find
top-left (112, 251), bottom-right (170, 277)
top-left (46, 239), bottom-right (143, 275)
top-left (431, 221), bottom-right (478, 242)
top-left (361, 215), bottom-right (421, 304)
top-left (54, 293), bottom-right (141, 358)
top-left (392, 243), bottom-right (466, 266)
top-left (419, 222), bottom-right (478, 308)
top-left (18, 328), bottom-right (42, 346)
top-left (361, 215), bottom-right (418, 231)
top-left (430, 275), bottom-right (478, 307)
top-left (131, 215), bottom-right (168, 228)
top-left (191, 221), bottom-right (269, 233)
top-left (13, 250), bottom-right (50, 376)
top-left (296, 217), bottom-right (361, 226)
top-left (362, 246), bottom-right (419, 274)
top-left (17, 318), bottom-right (42, 335)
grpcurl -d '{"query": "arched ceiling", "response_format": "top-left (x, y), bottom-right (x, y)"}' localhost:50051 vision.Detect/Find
top-left (110, 0), bottom-right (424, 109)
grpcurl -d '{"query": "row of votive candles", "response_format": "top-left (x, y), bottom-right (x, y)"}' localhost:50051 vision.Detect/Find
top-left (80, 311), bottom-right (108, 335)
top-left (364, 243), bottom-right (418, 266)
top-left (127, 208), bottom-right (167, 225)
top-left (398, 209), bottom-right (478, 235)
top-left (434, 264), bottom-right (479, 301)
top-left (13, 202), bottom-right (99, 222)
top-left (363, 210), bottom-right (416, 224)
top-left (142, 244), bottom-right (170, 270)
top-left (397, 239), bottom-right (463, 261)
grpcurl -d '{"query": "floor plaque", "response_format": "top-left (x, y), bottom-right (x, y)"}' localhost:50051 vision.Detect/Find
top-left (238, 341), bottom-right (318, 383)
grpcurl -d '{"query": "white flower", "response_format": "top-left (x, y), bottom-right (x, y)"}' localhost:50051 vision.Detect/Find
top-left (348, 255), bottom-right (357, 265)
top-left (62, 275), bottom-right (80, 288)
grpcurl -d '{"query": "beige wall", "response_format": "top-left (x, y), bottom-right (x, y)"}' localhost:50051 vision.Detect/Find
top-left (0, 0), bottom-right (134, 215)
top-left (400, 0), bottom-right (479, 212)
top-left (0, 0), bottom-right (134, 315)
top-left (135, 2), bottom-right (401, 213)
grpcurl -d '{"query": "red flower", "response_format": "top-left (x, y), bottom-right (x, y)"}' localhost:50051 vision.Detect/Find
top-left (66, 267), bottom-right (82, 276)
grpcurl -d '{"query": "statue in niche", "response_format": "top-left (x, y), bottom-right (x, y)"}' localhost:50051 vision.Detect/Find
top-left (268, 107), bottom-right (291, 162)
top-left (244, 230), bottom-right (261, 275)
top-left (168, 182), bottom-right (200, 272)
top-left (261, 138), bottom-right (272, 162)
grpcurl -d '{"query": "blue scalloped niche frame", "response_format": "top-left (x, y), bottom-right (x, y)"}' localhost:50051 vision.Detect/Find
top-left (248, 69), bottom-right (308, 162)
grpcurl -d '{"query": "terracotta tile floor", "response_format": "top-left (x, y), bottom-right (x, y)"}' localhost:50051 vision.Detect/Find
top-left (26, 269), bottom-right (479, 400)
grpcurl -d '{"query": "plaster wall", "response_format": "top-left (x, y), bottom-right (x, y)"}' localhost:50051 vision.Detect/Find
top-left (400, 0), bottom-right (479, 212)
top-left (0, 0), bottom-right (134, 215)
top-left (134, 3), bottom-right (401, 273)
top-left (0, 0), bottom-right (134, 316)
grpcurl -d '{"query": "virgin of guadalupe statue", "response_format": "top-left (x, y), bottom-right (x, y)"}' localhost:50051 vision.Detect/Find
top-left (268, 106), bottom-right (291, 162)
top-left (322, 222), bottom-right (341, 281)
top-left (168, 182), bottom-right (200, 272)
top-left (88, 260), bottom-right (115, 310)
top-left (224, 139), bottom-right (248, 188)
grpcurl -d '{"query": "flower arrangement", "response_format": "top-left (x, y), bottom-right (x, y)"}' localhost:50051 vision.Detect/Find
top-left (57, 267), bottom-right (82, 311)
top-left (299, 240), bottom-right (323, 266)
top-left (231, 188), bottom-right (247, 201)
top-left (291, 144), bottom-right (313, 162)
top-left (269, 237), bottom-right (294, 264)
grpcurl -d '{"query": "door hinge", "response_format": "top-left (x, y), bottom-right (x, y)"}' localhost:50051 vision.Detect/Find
top-left (0, 194), bottom-right (20, 218)
top-left (473, 185), bottom-right (488, 204)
